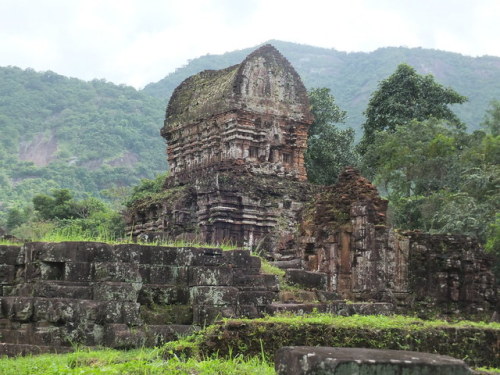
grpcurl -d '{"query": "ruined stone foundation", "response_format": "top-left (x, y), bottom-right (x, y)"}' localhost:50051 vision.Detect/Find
top-left (0, 242), bottom-right (278, 356)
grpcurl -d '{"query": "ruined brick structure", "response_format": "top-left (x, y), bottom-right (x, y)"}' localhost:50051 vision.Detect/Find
top-left (291, 167), bottom-right (497, 316)
top-left (0, 242), bottom-right (278, 355)
top-left (126, 44), bottom-right (497, 318)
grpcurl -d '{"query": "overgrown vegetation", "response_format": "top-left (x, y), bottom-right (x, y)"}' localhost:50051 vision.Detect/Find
top-left (0, 347), bottom-right (274, 375)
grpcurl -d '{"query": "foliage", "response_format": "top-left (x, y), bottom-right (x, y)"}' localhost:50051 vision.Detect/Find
top-left (305, 88), bottom-right (358, 185)
top-left (358, 63), bottom-right (467, 153)
top-left (8, 189), bottom-right (125, 241)
top-left (0, 347), bottom-right (274, 375)
top-left (125, 172), bottom-right (169, 207)
top-left (361, 118), bottom-right (499, 244)
top-left (0, 66), bottom-right (165, 224)
top-left (482, 99), bottom-right (500, 136)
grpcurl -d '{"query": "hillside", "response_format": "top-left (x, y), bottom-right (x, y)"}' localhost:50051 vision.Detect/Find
top-left (0, 67), bottom-right (165, 217)
top-left (144, 40), bottom-right (500, 134)
top-left (2, 40), bottom-right (500, 222)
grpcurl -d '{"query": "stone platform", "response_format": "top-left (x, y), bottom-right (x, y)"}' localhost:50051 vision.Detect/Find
top-left (0, 242), bottom-right (279, 355)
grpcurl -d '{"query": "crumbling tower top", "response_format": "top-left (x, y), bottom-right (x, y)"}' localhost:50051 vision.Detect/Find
top-left (161, 44), bottom-right (313, 182)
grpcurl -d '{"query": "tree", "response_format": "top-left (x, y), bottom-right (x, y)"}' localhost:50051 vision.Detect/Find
top-left (305, 88), bottom-right (357, 185)
top-left (358, 63), bottom-right (467, 154)
top-left (33, 189), bottom-right (77, 220)
top-left (482, 100), bottom-right (500, 136)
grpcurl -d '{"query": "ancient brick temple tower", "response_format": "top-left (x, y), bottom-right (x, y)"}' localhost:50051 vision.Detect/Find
top-left (161, 44), bottom-right (313, 183)
top-left (127, 45), bottom-right (317, 249)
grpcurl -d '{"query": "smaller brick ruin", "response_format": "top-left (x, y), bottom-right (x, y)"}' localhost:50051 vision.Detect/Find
top-left (290, 167), bottom-right (497, 316)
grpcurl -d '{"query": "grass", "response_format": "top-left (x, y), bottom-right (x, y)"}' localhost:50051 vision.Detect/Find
top-left (257, 255), bottom-right (303, 292)
top-left (34, 226), bottom-right (238, 251)
top-left (0, 239), bottom-right (23, 246)
top-left (0, 347), bottom-right (274, 375)
top-left (236, 312), bottom-right (500, 330)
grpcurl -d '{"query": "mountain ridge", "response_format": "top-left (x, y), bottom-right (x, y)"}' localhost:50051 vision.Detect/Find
top-left (143, 40), bottom-right (500, 133)
top-left (1, 40), bottom-right (500, 222)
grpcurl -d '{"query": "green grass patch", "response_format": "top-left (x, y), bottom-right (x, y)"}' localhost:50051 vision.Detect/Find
top-left (257, 256), bottom-right (302, 292)
top-left (186, 313), bottom-right (500, 368)
top-left (0, 347), bottom-right (274, 375)
top-left (240, 312), bottom-right (500, 330)
top-left (0, 239), bottom-right (23, 246)
top-left (36, 227), bottom-right (238, 251)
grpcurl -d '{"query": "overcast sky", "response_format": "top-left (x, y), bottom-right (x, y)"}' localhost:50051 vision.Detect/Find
top-left (1, 0), bottom-right (499, 89)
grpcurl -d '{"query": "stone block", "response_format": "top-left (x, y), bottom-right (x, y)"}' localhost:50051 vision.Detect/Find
top-left (189, 266), bottom-right (233, 286)
top-left (60, 322), bottom-right (104, 346)
top-left (233, 273), bottom-right (279, 291)
top-left (1, 297), bottom-right (33, 322)
top-left (104, 324), bottom-right (146, 349)
top-left (93, 301), bottom-right (123, 324)
top-left (236, 304), bottom-right (262, 319)
top-left (238, 291), bottom-right (277, 306)
top-left (120, 302), bottom-right (142, 325)
top-left (34, 281), bottom-right (92, 299)
top-left (28, 242), bottom-right (79, 263)
top-left (149, 265), bottom-right (187, 285)
top-left (137, 246), bottom-right (161, 264)
top-left (0, 265), bottom-right (15, 284)
top-left (285, 269), bottom-right (327, 290)
top-left (223, 250), bottom-right (261, 269)
top-left (87, 243), bottom-right (119, 262)
top-left (190, 286), bottom-right (239, 306)
top-left (138, 285), bottom-right (190, 305)
top-left (189, 248), bottom-right (226, 266)
top-left (193, 305), bottom-right (236, 325)
top-left (92, 282), bottom-right (141, 302)
top-left (92, 262), bottom-right (140, 282)
top-left (33, 298), bottom-right (80, 323)
top-left (275, 347), bottom-right (471, 375)
top-left (138, 264), bottom-right (151, 283)
top-left (140, 304), bottom-right (193, 325)
top-left (40, 261), bottom-right (65, 280)
top-left (110, 244), bottom-right (141, 263)
top-left (0, 246), bottom-right (21, 265)
top-left (64, 262), bottom-right (92, 282)
top-left (0, 343), bottom-right (73, 356)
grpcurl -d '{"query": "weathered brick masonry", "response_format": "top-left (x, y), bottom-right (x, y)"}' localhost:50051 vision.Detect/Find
top-left (0, 242), bottom-right (278, 355)
top-left (126, 44), bottom-right (497, 317)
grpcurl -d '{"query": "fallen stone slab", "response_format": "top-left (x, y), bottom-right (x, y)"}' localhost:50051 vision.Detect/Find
top-left (275, 346), bottom-right (472, 375)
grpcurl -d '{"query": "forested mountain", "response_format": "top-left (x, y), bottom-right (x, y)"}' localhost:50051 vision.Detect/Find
top-left (1, 40), bottom-right (500, 223)
top-left (145, 40), bottom-right (500, 134)
top-left (0, 67), bottom-right (165, 219)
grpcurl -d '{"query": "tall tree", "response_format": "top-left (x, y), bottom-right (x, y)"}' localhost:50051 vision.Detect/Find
top-left (358, 63), bottom-right (467, 154)
top-left (305, 88), bottom-right (357, 185)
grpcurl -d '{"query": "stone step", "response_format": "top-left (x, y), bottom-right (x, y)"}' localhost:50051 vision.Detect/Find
top-left (0, 296), bottom-right (141, 325)
top-left (285, 269), bottom-right (328, 290)
top-left (0, 343), bottom-right (74, 357)
top-left (270, 259), bottom-right (302, 269)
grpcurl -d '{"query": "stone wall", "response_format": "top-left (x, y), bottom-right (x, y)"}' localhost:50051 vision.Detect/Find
top-left (0, 242), bottom-right (278, 355)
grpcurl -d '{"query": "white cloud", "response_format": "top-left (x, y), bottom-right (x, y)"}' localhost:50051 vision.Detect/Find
top-left (0, 0), bottom-right (498, 88)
